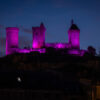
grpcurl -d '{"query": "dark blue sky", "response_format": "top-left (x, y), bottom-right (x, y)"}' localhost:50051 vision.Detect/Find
top-left (0, 0), bottom-right (100, 56)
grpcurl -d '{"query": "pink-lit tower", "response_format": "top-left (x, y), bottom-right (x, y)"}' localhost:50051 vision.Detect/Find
top-left (6, 27), bottom-right (19, 55)
top-left (32, 23), bottom-right (46, 49)
top-left (68, 20), bottom-right (80, 49)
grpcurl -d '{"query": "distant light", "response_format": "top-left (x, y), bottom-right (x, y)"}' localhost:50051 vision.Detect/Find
top-left (17, 77), bottom-right (21, 82)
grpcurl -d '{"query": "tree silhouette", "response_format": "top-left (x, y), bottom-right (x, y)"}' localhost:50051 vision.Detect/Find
top-left (88, 46), bottom-right (96, 56)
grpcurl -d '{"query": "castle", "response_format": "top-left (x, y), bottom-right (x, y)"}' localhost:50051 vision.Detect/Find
top-left (6, 20), bottom-right (86, 56)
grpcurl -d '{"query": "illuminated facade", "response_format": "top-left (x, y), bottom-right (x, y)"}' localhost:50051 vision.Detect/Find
top-left (68, 21), bottom-right (80, 49)
top-left (32, 23), bottom-right (46, 49)
top-left (6, 27), bottom-right (19, 55)
top-left (5, 21), bottom-right (86, 56)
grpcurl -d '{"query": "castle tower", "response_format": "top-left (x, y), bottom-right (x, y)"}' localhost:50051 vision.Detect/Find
top-left (32, 23), bottom-right (46, 49)
top-left (68, 20), bottom-right (80, 49)
top-left (6, 27), bottom-right (19, 55)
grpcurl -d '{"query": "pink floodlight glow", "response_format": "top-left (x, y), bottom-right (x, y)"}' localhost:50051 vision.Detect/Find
top-left (45, 43), bottom-right (71, 49)
top-left (33, 42), bottom-right (41, 49)
top-left (6, 27), bottom-right (19, 55)
top-left (31, 48), bottom-right (46, 53)
top-left (56, 43), bottom-right (64, 48)
top-left (80, 50), bottom-right (87, 56)
top-left (17, 49), bottom-right (30, 53)
top-left (68, 30), bottom-right (80, 49)
top-left (32, 23), bottom-right (46, 49)
top-left (4, 22), bottom-right (87, 56)
top-left (38, 48), bottom-right (46, 53)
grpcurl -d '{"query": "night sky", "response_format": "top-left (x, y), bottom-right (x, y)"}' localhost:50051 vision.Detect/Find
top-left (0, 0), bottom-right (100, 56)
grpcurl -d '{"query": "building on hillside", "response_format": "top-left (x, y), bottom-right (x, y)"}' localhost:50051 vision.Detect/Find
top-left (6, 20), bottom-right (86, 56)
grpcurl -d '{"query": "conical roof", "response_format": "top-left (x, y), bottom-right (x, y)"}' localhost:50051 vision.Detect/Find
top-left (69, 20), bottom-right (79, 30)
top-left (40, 22), bottom-right (46, 30)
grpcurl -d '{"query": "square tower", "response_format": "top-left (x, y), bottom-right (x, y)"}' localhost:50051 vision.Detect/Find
top-left (68, 20), bottom-right (80, 49)
top-left (32, 23), bottom-right (46, 49)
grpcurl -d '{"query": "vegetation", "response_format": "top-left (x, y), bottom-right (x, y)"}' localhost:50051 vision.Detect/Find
top-left (0, 51), bottom-right (100, 100)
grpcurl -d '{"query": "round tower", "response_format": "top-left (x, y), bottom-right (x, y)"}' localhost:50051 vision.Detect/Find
top-left (6, 27), bottom-right (19, 55)
top-left (68, 20), bottom-right (80, 49)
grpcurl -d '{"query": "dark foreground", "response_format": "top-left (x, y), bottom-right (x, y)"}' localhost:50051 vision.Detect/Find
top-left (0, 53), bottom-right (100, 100)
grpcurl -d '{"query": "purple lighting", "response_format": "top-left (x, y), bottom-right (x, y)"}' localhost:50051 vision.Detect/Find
top-left (32, 23), bottom-right (46, 49)
top-left (6, 27), bottom-right (19, 55)
top-left (68, 21), bottom-right (80, 49)
top-left (17, 48), bottom-right (46, 54)
top-left (5, 21), bottom-right (86, 56)
top-left (57, 43), bottom-right (64, 48)
top-left (45, 43), bottom-right (71, 49)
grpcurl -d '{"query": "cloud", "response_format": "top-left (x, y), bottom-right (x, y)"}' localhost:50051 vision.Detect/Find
top-left (19, 26), bottom-right (32, 34)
